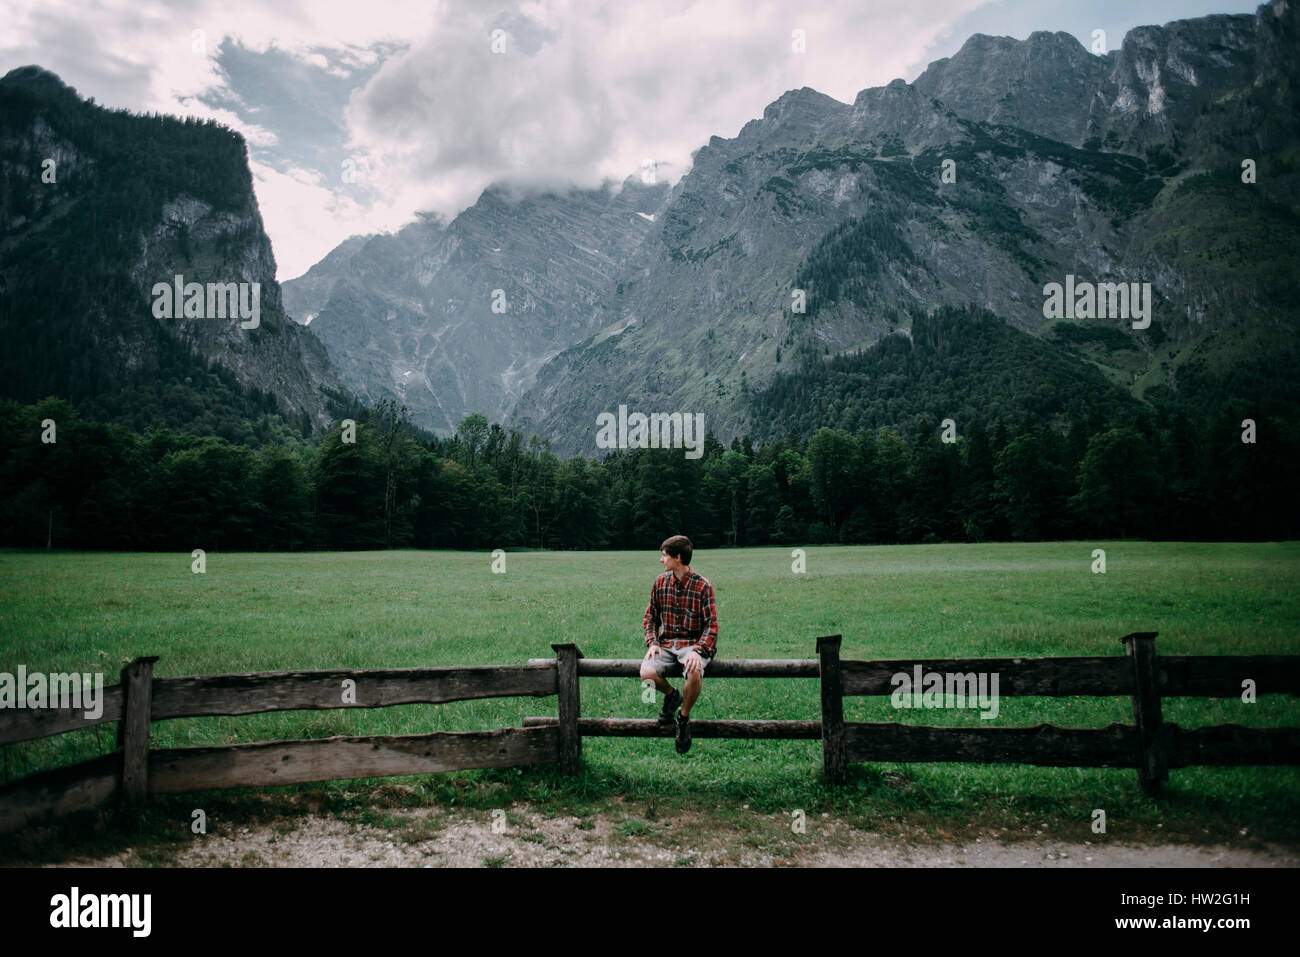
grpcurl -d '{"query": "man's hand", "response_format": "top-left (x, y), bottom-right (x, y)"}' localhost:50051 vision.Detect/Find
top-left (644, 643), bottom-right (660, 661)
top-left (683, 650), bottom-right (704, 678)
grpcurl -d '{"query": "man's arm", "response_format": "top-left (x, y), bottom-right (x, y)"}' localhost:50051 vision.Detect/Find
top-left (643, 581), bottom-right (660, 648)
top-left (693, 581), bottom-right (718, 659)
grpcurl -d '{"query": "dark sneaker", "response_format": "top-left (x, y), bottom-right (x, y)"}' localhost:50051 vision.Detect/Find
top-left (675, 712), bottom-right (691, 754)
top-left (659, 687), bottom-right (682, 723)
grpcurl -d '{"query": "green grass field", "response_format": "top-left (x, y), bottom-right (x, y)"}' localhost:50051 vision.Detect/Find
top-left (2, 542), bottom-right (1298, 858)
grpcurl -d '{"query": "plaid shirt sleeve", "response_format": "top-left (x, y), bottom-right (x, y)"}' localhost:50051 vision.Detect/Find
top-left (643, 581), bottom-right (660, 646)
top-left (692, 578), bottom-right (718, 659)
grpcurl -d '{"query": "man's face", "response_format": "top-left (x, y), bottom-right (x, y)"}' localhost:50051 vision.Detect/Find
top-left (660, 549), bottom-right (685, 576)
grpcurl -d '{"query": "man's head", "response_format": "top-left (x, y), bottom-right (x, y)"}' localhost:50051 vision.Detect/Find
top-left (660, 535), bottom-right (693, 576)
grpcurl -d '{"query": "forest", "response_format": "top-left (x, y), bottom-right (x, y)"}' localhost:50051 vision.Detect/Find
top-left (2, 384), bottom-right (1294, 552)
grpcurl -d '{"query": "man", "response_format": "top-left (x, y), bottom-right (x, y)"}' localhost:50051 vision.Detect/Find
top-left (640, 534), bottom-right (718, 754)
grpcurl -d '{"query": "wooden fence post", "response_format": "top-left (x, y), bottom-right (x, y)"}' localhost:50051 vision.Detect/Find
top-left (1121, 632), bottom-right (1165, 795)
top-left (817, 635), bottom-right (845, 785)
top-left (552, 643), bottom-right (583, 775)
top-left (117, 656), bottom-right (159, 804)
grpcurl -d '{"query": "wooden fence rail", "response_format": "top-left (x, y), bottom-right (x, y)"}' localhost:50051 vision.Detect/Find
top-left (816, 633), bottom-right (1300, 792)
top-left (149, 665), bottom-right (557, 721)
top-left (522, 718), bottom-right (824, 739)
top-left (525, 658), bottom-right (820, 678)
top-left (2, 633), bottom-right (1298, 832)
top-left (0, 689), bottom-right (123, 746)
top-left (0, 660), bottom-right (562, 833)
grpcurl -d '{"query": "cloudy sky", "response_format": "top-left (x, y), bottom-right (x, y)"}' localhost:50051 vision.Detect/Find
top-left (0, 0), bottom-right (1260, 279)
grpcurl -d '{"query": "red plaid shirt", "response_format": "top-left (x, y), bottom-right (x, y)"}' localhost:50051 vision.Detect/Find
top-left (643, 570), bottom-right (718, 659)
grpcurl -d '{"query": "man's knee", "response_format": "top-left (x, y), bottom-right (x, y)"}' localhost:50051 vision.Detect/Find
top-left (639, 663), bottom-right (660, 681)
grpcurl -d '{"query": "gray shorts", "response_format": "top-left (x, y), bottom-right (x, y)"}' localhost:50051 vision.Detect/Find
top-left (644, 642), bottom-right (709, 677)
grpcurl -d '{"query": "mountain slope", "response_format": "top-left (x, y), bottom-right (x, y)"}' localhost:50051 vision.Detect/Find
top-left (509, 0), bottom-right (1300, 454)
top-left (283, 2), bottom-right (1299, 454)
top-left (0, 65), bottom-right (350, 443)
top-left (281, 178), bottom-right (669, 433)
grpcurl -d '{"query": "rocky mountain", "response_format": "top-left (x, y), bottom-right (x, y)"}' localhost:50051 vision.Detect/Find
top-left (281, 178), bottom-right (669, 433)
top-left (0, 65), bottom-right (351, 443)
top-left (508, 0), bottom-right (1298, 453)
top-left (912, 6), bottom-right (1298, 163)
top-left (291, 1), bottom-right (1299, 455)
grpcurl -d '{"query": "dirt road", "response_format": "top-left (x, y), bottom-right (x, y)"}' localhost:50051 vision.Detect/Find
top-left (50, 804), bottom-right (1298, 868)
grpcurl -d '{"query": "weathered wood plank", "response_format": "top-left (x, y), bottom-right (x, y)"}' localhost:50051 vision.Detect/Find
top-left (840, 656), bottom-right (1135, 697)
top-left (527, 658), bottom-right (819, 678)
top-left (1163, 723), bottom-right (1300, 767)
top-left (0, 754), bottom-right (120, 834)
top-left (843, 722), bottom-right (1140, 767)
top-left (523, 716), bottom-right (822, 738)
top-left (147, 726), bottom-right (559, 793)
top-left (149, 664), bottom-right (557, 721)
top-left (1123, 632), bottom-right (1167, 794)
top-left (1157, 656), bottom-right (1300, 697)
top-left (552, 643), bottom-right (582, 774)
top-left (819, 635), bottom-right (846, 784)
top-left (118, 657), bottom-right (158, 804)
top-left (0, 685), bottom-right (123, 746)
top-left (523, 654), bottom-right (1300, 696)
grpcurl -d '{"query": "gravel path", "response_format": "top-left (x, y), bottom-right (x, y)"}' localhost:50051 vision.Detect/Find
top-left (50, 805), bottom-right (1299, 868)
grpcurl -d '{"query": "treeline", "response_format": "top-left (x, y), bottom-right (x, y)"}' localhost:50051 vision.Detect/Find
top-left (3, 392), bottom-right (1295, 551)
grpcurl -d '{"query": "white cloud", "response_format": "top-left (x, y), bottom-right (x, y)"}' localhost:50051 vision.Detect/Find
top-left (342, 0), bottom-right (990, 251)
top-left (3, 0), bottom-right (990, 280)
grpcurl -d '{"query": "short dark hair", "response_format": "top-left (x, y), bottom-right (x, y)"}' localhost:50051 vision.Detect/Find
top-left (660, 535), bottom-right (693, 566)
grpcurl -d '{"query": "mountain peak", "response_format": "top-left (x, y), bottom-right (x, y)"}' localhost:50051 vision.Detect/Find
top-left (944, 32), bottom-right (1021, 58)
top-left (852, 76), bottom-right (919, 108)
top-left (762, 86), bottom-right (844, 119)
top-left (1025, 29), bottom-right (1087, 50)
top-left (0, 65), bottom-right (80, 100)
top-left (935, 27), bottom-right (1091, 70)
top-left (912, 26), bottom-right (1109, 146)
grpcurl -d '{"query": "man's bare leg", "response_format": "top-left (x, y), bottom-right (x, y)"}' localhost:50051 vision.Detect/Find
top-left (680, 672), bottom-right (702, 718)
top-left (639, 663), bottom-right (674, 696)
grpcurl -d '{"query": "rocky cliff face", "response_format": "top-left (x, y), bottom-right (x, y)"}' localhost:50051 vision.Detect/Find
top-left (127, 191), bottom-right (344, 428)
top-left (282, 179), bottom-right (669, 433)
top-left (509, 0), bottom-right (1299, 453)
top-left (0, 65), bottom-right (349, 437)
top-left (913, 32), bottom-right (1110, 147)
top-left (287, 1), bottom-right (1299, 454)
top-left (915, 5), bottom-right (1298, 163)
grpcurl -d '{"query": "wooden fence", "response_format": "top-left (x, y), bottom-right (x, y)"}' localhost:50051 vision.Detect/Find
top-left (525, 635), bottom-right (1300, 793)
top-left (2, 634), bottom-right (1298, 832)
top-left (0, 656), bottom-right (560, 833)
top-left (816, 634), bottom-right (1300, 792)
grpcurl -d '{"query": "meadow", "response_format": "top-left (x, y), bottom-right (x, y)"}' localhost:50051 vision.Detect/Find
top-left (1, 541), bottom-right (1298, 855)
